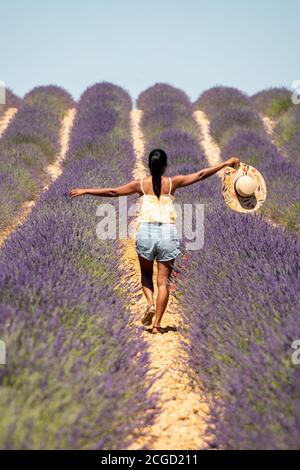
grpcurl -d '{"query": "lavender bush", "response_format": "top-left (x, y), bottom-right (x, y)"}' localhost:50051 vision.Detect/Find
top-left (251, 87), bottom-right (293, 119)
top-left (194, 86), bottom-right (251, 119)
top-left (24, 85), bottom-right (74, 118)
top-left (138, 84), bottom-right (201, 145)
top-left (66, 83), bottom-right (132, 163)
top-left (5, 85), bottom-right (74, 161)
top-left (0, 86), bottom-right (73, 232)
top-left (0, 82), bottom-right (158, 449)
top-left (4, 105), bottom-right (61, 160)
top-left (138, 83), bottom-right (192, 110)
top-left (210, 107), bottom-right (265, 145)
top-left (138, 83), bottom-right (300, 449)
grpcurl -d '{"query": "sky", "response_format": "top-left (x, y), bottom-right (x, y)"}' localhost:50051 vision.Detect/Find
top-left (0, 0), bottom-right (299, 104)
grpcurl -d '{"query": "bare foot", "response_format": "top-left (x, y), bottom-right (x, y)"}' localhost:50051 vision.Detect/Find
top-left (152, 325), bottom-right (162, 334)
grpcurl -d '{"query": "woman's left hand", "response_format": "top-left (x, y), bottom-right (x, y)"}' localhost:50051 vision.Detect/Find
top-left (69, 189), bottom-right (86, 198)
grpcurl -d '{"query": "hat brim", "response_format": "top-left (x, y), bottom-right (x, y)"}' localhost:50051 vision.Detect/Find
top-left (222, 162), bottom-right (267, 213)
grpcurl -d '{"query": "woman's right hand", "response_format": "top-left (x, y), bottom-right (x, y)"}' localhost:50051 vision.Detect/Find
top-left (69, 188), bottom-right (87, 198)
top-left (225, 156), bottom-right (240, 168)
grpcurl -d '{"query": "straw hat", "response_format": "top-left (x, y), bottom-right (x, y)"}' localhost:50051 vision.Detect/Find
top-left (222, 162), bottom-right (267, 212)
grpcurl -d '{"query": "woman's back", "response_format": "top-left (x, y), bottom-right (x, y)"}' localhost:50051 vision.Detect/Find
top-left (137, 176), bottom-right (177, 224)
top-left (139, 175), bottom-right (174, 196)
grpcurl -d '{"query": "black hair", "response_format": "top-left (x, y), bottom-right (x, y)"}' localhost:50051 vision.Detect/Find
top-left (148, 149), bottom-right (167, 198)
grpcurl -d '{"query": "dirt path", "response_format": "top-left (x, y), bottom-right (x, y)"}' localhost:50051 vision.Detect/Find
top-left (0, 107), bottom-right (76, 248)
top-left (0, 107), bottom-right (18, 138)
top-left (118, 109), bottom-right (210, 451)
top-left (260, 113), bottom-right (276, 137)
top-left (45, 108), bottom-right (76, 185)
top-left (193, 110), bottom-right (222, 170)
top-left (260, 113), bottom-right (290, 162)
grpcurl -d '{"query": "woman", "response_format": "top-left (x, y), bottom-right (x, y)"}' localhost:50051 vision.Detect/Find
top-left (69, 149), bottom-right (240, 334)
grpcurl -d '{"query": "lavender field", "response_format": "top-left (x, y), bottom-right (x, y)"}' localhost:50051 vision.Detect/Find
top-left (0, 82), bottom-right (299, 450)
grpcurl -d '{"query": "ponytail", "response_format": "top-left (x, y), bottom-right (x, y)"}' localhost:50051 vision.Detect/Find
top-left (148, 149), bottom-right (167, 198)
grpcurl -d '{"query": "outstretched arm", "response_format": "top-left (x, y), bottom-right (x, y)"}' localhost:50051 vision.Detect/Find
top-left (172, 157), bottom-right (240, 190)
top-left (69, 180), bottom-right (141, 198)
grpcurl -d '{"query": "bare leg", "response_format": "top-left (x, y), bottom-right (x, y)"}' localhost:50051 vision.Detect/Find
top-left (138, 255), bottom-right (154, 306)
top-left (153, 259), bottom-right (174, 333)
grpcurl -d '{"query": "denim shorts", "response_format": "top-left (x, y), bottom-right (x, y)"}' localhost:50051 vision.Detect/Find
top-left (135, 222), bottom-right (181, 262)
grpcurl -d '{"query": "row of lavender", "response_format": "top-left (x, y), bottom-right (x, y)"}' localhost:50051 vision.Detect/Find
top-left (0, 83), bottom-right (157, 449)
top-left (195, 86), bottom-right (300, 231)
top-left (137, 83), bottom-right (300, 449)
top-left (251, 87), bottom-right (300, 167)
top-left (0, 86), bottom-right (74, 232)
